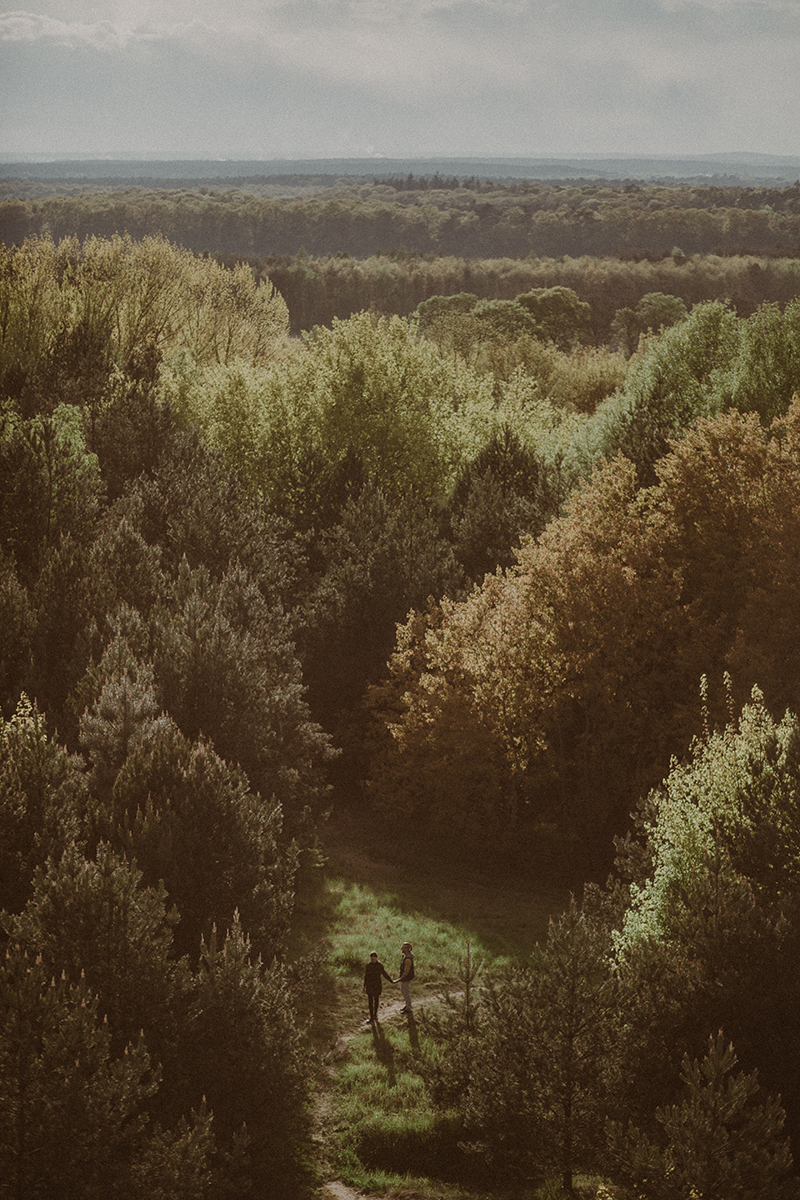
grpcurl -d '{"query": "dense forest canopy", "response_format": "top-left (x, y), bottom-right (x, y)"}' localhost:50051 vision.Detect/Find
top-left (3, 175), bottom-right (800, 264)
top-left (2, 181), bottom-right (800, 1196)
top-left (3, 175), bottom-right (800, 340)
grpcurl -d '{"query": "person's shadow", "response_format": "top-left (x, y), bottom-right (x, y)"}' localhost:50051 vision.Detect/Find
top-left (370, 1018), bottom-right (396, 1085)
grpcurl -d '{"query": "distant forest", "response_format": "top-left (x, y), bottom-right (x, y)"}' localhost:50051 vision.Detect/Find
top-left (3, 175), bottom-right (800, 261)
top-left (3, 174), bottom-right (800, 336)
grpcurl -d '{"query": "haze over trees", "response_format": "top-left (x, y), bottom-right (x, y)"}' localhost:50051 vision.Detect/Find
top-left (2, 178), bottom-right (800, 1195)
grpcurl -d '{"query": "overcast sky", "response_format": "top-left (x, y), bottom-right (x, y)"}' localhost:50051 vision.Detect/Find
top-left (1, 0), bottom-right (798, 160)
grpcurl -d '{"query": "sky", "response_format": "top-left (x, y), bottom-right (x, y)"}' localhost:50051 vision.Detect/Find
top-left (1, 0), bottom-right (799, 161)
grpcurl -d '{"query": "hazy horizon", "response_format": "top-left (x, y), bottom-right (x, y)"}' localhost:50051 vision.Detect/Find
top-left (2, 1), bottom-right (799, 163)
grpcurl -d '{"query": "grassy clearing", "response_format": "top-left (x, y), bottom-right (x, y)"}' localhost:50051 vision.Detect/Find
top-left (309, 810), bottom-right (570, 1032)
top-left (325, 877), bottom-right (495, 1018)
top-left (321, 810), bottom-right (570, 957)
top-left (291, 811), bottom-right (577, 1198)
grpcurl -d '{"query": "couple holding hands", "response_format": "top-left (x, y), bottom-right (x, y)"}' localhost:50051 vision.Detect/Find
top-left (363, 942), bottom-right (414, 1022)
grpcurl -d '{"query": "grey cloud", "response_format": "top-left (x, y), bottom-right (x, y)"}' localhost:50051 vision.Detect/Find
top-left (1, 0), bottom-right (798, 157)
top-left (0, 9), bottom-right (198, 47)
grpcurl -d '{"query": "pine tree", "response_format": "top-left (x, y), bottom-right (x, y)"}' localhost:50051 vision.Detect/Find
top-left (6, 843), bottom-right (189, 1065)
top-left (182, 914), bottom-right (311, 1198)
top-left (109, 718), bottom-right (297, 963)
top-left (462, 899), bottom-right (615, 1188)
top-left (608, 1032), bottom-right (794, 1199)
top-left (0, 943), bottom-right (158, 1200)
top-left (0, 694), bottom-right (87, 914)
top-left (79, 656), bottom-right (169, 800)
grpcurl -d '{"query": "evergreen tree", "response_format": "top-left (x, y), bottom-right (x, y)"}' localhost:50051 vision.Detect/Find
top-left (610, 692), bottom-right (800, 1154)
top-left (28, 533), bottom-right (100, 738)
top-left (0, 695), bottom-right (87, 914)
top-left (150, 558), bottom-right (333, 832)
top-left (5, 844), bottom-right (190, 1067)
top-left (78, 653), bottom-right (169, 801)
top-left (608, 1033), bottom-right (794, 1200)
top-left (0, 943), bottom-right (158, 1200)
top-left (721, 298), bottom-right (800, 426)
top-left (182, 915), bottom-right (311, 1198)
top-left (448, 425), bottom-right (556, 581)
top-left (458, 900), bottom-right (615, 1187)
top-left (0, 402), bottom-right (103, 581)
top-left (0, 552), bottom-right (34, 716)
top-left (303, 481), bottom-right (462, 779)
top-left (97, 715), bottom-right (296, 963)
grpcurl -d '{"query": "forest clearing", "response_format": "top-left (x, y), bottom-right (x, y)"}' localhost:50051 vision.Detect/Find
top-left (300, 812), bottom-right (572, 1199)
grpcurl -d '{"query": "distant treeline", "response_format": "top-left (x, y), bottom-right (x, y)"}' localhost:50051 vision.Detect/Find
top-left (2, 178), bottom-right (800, 265)
top-left (249, 250), bottom-right (800, 335)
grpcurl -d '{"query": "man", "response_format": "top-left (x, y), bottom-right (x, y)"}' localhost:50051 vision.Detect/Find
top-left (394, 942), bottom-right (415, 1015)
top-left (363, 951), bottom-right (392, 1023)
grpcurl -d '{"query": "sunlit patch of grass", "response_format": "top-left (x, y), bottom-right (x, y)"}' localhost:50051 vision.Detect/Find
top-left (326, 878), bottom-right (498, 988)
top-left (322, 809), bottom-right (570, 961)
top-left (331, 995), bottom-right (474, 1193)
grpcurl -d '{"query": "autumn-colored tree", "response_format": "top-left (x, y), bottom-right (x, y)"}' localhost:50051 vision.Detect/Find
top-left (368, 400), bottom-right (800, 865)
top-left (369, 454), bottom-right (680, 860)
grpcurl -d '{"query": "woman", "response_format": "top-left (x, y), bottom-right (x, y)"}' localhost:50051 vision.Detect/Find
top-left (363, 951), bottom-right (392, 1023)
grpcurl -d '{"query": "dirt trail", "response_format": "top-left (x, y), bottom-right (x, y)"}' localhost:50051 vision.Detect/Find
top-left (320, 1184), bottom-right (364, 1200)
top-left (338, 995), bottom-right (411, 1043)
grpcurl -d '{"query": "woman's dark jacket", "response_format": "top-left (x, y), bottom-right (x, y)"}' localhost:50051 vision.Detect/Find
top-left (364, 960), bottom-right (392, 994)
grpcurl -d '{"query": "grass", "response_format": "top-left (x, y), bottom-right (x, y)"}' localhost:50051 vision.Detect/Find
top-left (332, 1020), bottom-right (464, 1194)
top-left (321, 808), bottom-right (570, 957)
top-left (290, 810), bottom-right (578, 1198)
